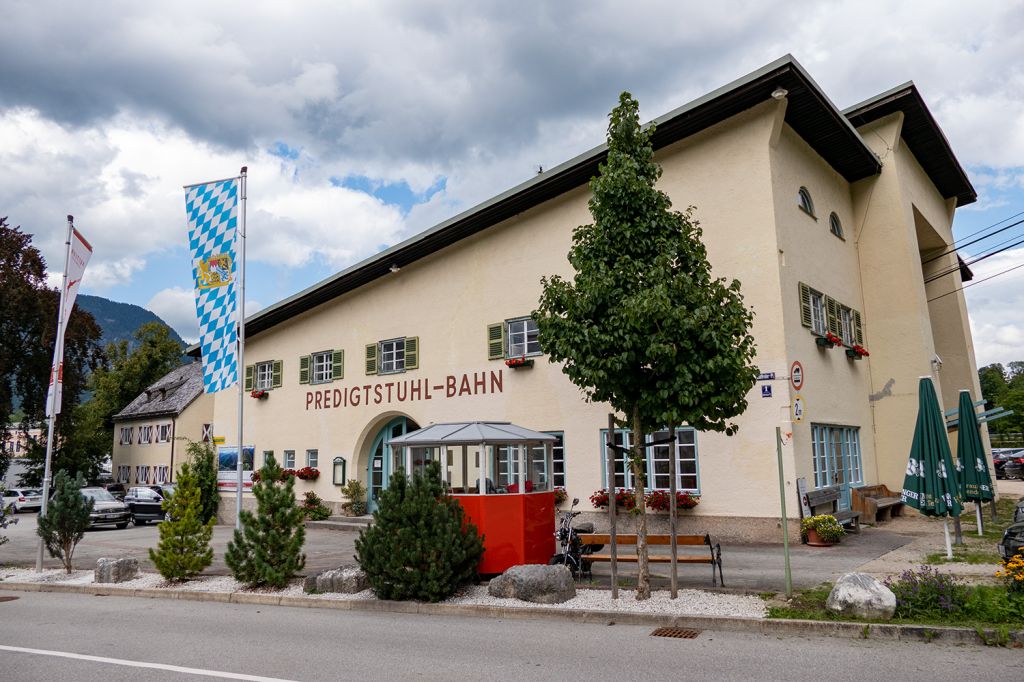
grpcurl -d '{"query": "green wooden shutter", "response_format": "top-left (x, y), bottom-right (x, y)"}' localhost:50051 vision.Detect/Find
top-left (798, 283), bottom-right (812, 328)
top-left (299, 355), bottom-right (310, 384)
top-left (271, 360), bottom-right (283, 388)
top-left (332, 349), bottom-right (344, 380)
top-left (825, 296), bottom-right (840, 336)
top-left (404, 336), bottom-right (419, 370)
top-left (853, 310), bottom-right (864, 345)
top-left (365, 343), bottom-right (378, 375)
top-left (244, 365), bottom-right (254, 390)
top-left (487, 322), bottom-right (505, 359)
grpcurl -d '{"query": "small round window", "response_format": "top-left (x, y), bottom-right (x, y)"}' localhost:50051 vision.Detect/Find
top-left (829, 212), bottom-right (844, 239)
top-left (797, 187), bottom-right (815, 216)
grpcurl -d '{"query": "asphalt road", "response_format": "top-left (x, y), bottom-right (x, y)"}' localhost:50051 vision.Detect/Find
top-left (0, 514), bottom-right (914, 591)
top-left (0, 591), bottom-right (1018, 681)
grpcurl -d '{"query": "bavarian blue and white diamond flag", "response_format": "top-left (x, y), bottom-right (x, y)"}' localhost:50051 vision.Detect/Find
top-left (185, 178), bottom-right (239, 393)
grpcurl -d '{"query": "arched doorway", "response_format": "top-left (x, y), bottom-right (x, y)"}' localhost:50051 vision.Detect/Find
top-left (366, 416), bottom-right (419, 512)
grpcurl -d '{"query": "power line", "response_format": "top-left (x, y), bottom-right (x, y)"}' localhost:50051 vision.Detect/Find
top-left (923, 216), bottom-right (1024, 265)
top-left (924, 231), bottom-right (1024, 284)
top-left (952, 208), bottom-right (1024, 246)
top-left (927, 260), bottom-right (1024, 303)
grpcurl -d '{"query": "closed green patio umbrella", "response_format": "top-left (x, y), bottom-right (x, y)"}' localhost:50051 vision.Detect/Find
top-left (901, 376), bottom-right (964, 559)
top-left (955, 389), bottom-right (994, 535)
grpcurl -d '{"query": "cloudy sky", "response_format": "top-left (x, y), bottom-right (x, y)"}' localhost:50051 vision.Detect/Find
top-left (1, 1), bottom-right (1022, 368)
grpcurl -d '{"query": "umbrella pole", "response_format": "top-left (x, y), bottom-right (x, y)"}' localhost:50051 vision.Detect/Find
top-left (943, 517), bottom-right (953, 559)
top-left (976, 504), bottom-right (984, 535)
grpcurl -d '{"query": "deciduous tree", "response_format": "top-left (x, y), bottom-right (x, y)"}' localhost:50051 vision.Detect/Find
top-left (535, 93), bottom-right (758, 599)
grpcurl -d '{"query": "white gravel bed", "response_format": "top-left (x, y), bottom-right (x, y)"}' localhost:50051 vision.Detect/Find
top-left (445, 585), bottom-right (766, 618)
top-left (0, 569), bottom-right (764, 618)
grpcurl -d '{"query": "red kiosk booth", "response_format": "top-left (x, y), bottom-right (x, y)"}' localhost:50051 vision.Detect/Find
top-left (387, 422), bottom-right (557, 574)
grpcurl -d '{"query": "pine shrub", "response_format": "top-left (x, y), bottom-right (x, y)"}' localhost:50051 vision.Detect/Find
top-left (36, 470), bottom-right (92, 573)
top-left (355, 461), bottom-right (483, 602)
top-left (224, 453), bottom-right (306, 588)
top-left (148, 464), bottom-right (214, 581)
top-left (301, 491), bottom-right (332, 521)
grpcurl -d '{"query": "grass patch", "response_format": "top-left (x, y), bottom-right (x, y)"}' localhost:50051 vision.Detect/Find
top-left (769, 578), bottom-right (1024, 630)
top-left (955, 497), bottom-right (1018, 543)
top-left (926, 547), bottom-right (1000, 565)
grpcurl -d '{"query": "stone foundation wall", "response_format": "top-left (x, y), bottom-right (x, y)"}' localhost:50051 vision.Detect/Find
top-left (572, 511), bottom-right (801, 544)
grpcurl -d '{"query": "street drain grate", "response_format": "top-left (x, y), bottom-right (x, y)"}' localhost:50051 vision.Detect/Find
top-left (650, 627), bottom-right (700, 639)
top-left (0, 596), bottom-right (19, 603)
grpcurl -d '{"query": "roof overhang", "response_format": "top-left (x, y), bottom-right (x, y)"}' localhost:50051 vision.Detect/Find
top-left (844, 83), bottom-right (976, 207)
top-left (189, 55), bottom-right (881, 352)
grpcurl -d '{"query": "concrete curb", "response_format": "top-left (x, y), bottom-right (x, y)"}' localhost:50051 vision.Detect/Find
top-left (2, 580), bottom-right (1021, 646)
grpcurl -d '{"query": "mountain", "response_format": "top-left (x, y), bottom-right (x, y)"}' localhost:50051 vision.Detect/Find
top-left (76, 294), bottom-right (186, 351)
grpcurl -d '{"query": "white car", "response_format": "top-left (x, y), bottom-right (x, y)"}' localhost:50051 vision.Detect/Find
top-left (2, 488), bottom-right (43, 513)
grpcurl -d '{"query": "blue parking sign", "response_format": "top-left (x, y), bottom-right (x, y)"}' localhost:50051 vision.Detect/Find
top-left (761, 384), bottom-right (773, 398)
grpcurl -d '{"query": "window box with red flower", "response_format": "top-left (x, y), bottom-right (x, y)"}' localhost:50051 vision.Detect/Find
top-left (295, 466), bottom-right (320, 481)
top-left (589, 488), bottom-right (638, 511)
top-left (846, 344), bottom-right (869, 360)
top-left (553, 486), bottom-right (568, 506)
top-left (644, 489), bottom-right (701, 511)
top-left (250, 389), bottom-right (269, 400)
top-left (815, 332), bottom-right (843, 349)
top-left (505, 356), bottom-right (534, 369)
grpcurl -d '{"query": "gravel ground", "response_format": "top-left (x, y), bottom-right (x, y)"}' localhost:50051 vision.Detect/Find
top-left (0, 569), bottom-right (766, 618)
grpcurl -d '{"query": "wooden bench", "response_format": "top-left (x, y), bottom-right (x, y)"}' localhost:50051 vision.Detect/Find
top-left (851, 484), bottom-right (905, 524)
top-left (578, 533), bottom-right (724, 587)
top-left (804, 486), bottom-right (861, 534)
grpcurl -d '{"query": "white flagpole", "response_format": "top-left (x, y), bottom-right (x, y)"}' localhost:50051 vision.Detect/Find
top-left (36, 215), bottom-right (74, 571)
top-left (235, 167), bottom-right (247, 529)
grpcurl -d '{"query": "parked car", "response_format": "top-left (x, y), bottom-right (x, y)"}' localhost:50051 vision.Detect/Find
top-left (1014, 496), bottom-right (1024, 524)
top-left (993, 449), bottom-right (1024, 480)
top-left (147, 484), bottom-right (176, 500)
top-left (2, 488), bottom-right (42, 513)
top-left (999, 521), bottom-right (1024, 560)
top-left (79, 487), bottom-right (131, 529)
top-left (102, 483), bottom-right (127, 500)
top-left (123, 486), bottom-right (170, 524)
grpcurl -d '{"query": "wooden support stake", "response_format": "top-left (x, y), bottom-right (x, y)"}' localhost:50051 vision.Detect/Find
top-left (607, 412), bottom-right (618, 600)
top-left (669, 425), bottom-right (678, 599)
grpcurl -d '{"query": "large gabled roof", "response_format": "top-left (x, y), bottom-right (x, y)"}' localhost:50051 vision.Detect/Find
top-left (113, 361), bottom-right (204, 421)
top-left (188, 55), bottom-right (972, 350)
top-left (844, 82), bottom-right (976, 207)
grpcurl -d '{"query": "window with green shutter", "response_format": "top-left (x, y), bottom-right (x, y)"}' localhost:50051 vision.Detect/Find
top-left (487, 322), bottom-right (505, 360)
top-left (244, 365), bottom-right (254, 390)
top-left (271, 360), bottom-right (283, 388)
top-left (404, 336), bottom-right (419, 370)
top-left (365, 343), bottom-right (378, 375)
top-left (332, 349), bottom-right (344, 380)
top-left (825, 296), bottom-right (840, 336)
top-left (299, 355), bottom-right (310, 384)
top-left (853, 310), bottom-right (864, 345)
top-left (798, 283), bottom-right (812, 328)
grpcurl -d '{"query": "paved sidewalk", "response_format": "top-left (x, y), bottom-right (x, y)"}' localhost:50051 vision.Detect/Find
top-left (2, 513), bottom-right (916, 592)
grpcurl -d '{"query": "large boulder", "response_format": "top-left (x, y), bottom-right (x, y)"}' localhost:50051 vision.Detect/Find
top-left (487, 564), bottom-right (576, 604)
top-left (826, 572), bottom-right (896, 619)
top-left (95, 557), bottom-right (139, 584)
top-left (303, 566), bottom-right (369, 594)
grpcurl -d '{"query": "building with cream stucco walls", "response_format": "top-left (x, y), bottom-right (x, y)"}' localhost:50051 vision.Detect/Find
top-left (126, 55), bottom-right (984, 536)
top-left (111, 361), bottom-right (214, 487)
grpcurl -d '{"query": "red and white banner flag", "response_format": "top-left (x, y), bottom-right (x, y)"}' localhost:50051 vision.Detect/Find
top-left (45, 226), bottom-right (93, 417)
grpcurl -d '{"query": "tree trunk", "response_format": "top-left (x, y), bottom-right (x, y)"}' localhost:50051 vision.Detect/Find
top-left (631, 404), bottom-right (650, 600)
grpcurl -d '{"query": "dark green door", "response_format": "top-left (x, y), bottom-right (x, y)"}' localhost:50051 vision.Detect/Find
top-left (366, 417), bottom-right (417, 512)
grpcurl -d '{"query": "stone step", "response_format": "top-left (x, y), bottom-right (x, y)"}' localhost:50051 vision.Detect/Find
top-left (306, 515), bottom-right (374, 532)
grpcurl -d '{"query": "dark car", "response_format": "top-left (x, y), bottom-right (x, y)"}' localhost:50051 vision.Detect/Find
top-left (103, 483), bottom-right (127, 500)
top-left (999, 521), bottom-right (1024, 561)
top-left (993, 449), bottom-right (1024, 479)
top-left (123, 486), bottom-right (170, 524)
top-left (1014, 496), bottom-right (1024, 524)
top-left (147, 484), bottom-right (176, 500)
top-left (80, 487), bottom-right (131, 529)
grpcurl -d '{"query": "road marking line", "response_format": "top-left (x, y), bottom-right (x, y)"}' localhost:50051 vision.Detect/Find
top-left (0, 644), bottom-right (299, 681)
